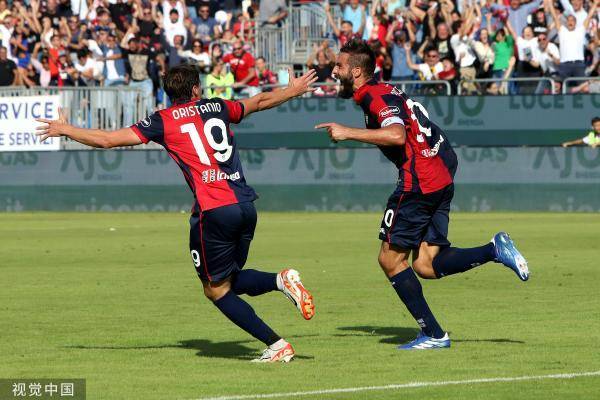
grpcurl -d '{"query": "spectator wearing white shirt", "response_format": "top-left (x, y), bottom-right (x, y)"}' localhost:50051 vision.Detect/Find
top-left (163, 8), bottom-right (187, 47)
top-left (533, 32), bottom-right (560, 93)
top-left (559, 0), bottom-right (588, 28)
top-left (178, 38), bottom-right (211, 71)
top-left (161, 0), bottom-right (186, 30)
top-left (506, 22), bottom-right (541, 93)
top-left (450, 7), bottom-right (478, 94)
top-left (74, 48), bottom-right (100, 86)
top-left (548, 0), bottom-right (597, 85)
top-left (405, 45), bottom-right (444, 81)
top-left (0, 15), bottom-right (15, 61)
top-left (471, 28), bottom-right (495, 79)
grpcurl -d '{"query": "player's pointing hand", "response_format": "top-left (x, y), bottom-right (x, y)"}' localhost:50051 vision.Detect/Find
top-left (315, 122), bottom-right (347, 143)
top-left (288, 68), bottom-right (318, 97)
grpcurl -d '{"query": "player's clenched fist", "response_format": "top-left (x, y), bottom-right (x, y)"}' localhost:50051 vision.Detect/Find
top-left (315, 122), bottom-right (347, 142)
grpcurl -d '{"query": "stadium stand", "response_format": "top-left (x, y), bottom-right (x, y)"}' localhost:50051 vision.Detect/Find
top-left (0, 0), bottom-right (598, 103)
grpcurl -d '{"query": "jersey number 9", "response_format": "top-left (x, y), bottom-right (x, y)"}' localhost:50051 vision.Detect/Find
top-left (181, 118), bottom-right (233, 165)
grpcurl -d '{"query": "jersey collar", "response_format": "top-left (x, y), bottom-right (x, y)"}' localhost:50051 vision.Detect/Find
top-left (353, 78), bottom-right (379, 104)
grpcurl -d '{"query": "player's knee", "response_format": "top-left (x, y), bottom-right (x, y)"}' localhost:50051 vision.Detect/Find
top-left (412, 259), bottom-right (436, 279)
top-left (378, 253), bottom-right (409, 277)
top-left (202, 280), bottom-right (231, 301)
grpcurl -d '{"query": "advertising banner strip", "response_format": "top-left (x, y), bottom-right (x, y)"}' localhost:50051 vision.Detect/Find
top-left (0, 147), bottom-right (599, 186)
top-left (0, 95), bottom-right (61, 152)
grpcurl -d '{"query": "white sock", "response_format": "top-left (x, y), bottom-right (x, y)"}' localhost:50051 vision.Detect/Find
top-left (276, 272), bottom-right (284, 291)
top-left (269, 338), bottom-right (287, 350)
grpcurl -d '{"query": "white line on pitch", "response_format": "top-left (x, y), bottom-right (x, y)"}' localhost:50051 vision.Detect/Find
top-left (192, 370), bottom-right (600, 400)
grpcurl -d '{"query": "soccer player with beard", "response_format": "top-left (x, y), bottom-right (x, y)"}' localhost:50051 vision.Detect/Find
top-left (316, 39), bottom-right (529, 350)
top-left (36, 65), bottom-right (318, 362)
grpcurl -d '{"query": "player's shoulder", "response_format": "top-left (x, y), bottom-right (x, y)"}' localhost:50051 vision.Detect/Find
top-left (365, 81), bottom-right (396, 96)
top-left (363, 82), bottom-right (408, 108)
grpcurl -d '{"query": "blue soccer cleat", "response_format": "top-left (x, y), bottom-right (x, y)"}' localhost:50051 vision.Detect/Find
top-left (492, 232), bottom-right (529, 281)
top-left (397, 332), bottom-right (451, 350)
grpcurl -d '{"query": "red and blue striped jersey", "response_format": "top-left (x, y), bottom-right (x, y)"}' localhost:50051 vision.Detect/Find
top-left (353, 80), bottom-right (457, 194)
top-left (130, 98), bottom-right (257, 212)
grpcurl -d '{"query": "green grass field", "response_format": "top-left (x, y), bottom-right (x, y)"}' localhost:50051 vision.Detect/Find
top-left (1, 212), bottom-right (599, 400)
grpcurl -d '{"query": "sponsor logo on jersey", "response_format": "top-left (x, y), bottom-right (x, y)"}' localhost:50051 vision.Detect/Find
top-left (201, 169), bottom-right (241, 183)
top-left (379, 106), bottom-right (400, 119)
top-left (139, 116), bottom-right (152, 128)
top-left (391, 86), bottom-right (404, 96)
top-left (172, 102), bottom-right (222, 120)
top-left (420, 135), bottom-right (445, 157)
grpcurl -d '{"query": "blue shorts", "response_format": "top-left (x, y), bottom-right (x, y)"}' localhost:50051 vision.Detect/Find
top-left (189, 202), bottom-right (257, 282)
top-left (379, 184), bottom-right (454, 249)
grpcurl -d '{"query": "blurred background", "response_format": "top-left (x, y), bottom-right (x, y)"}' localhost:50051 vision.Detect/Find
top-left (0, 0), bottom-right (599, 213)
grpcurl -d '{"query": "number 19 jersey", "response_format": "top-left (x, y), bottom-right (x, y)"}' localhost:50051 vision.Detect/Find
top-left (130, 98), bottom-right (257, 212)
top-left (353, 80), bottom-right (458, 194)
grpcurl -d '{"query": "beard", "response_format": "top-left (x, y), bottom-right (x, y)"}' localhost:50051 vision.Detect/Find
top-left (337, 73), bottom-right (355, 99)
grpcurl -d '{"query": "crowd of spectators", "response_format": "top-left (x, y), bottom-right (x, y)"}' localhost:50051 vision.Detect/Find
top-left (0, 0), bottom-right (284, 101)
top-left (0, 0), bottom-right (598, 100)
top-left (318, 0), bottom-right (599, 94)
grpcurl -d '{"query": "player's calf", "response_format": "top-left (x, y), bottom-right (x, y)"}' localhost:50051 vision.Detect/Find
top-left (379, 243), bottom-right (446, 340)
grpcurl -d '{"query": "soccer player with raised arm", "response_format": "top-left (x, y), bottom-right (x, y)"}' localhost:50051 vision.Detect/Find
top-left (37, 64), bottom-right (318, 362)
top-left (316, 39), bottom-right (529, 350)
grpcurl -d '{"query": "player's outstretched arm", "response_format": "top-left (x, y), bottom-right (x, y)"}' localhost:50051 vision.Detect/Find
top-left (562, 138), bottom-right (584, 147)
top-left (240, 69), bottom-right (318, 118)
top-left (36, 109), bottom-right (143, 148)
top-left (315, 122), bottom-right (406, 146)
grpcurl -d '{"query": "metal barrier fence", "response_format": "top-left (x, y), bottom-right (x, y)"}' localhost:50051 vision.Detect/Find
top-left (205, 79), bottom-right (453, 97)
top-left (290, 2), bottom-right (333, 64)
top-left (254, 25), bottom-right (292, 70)
top-left (562, 77), bottom-right (600, 94)
top-left (457, 77), bottom-right (557, 95)
top-left (0, 86), bottom-right (152, 131)
top-left (256, 2), bottom-right (338, 69)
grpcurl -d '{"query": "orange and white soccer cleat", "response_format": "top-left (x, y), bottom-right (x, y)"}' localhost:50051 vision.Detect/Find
top-left (277, 269), bottom-right (315, 320)
top-left (251, 340), bottom-right (295, 363)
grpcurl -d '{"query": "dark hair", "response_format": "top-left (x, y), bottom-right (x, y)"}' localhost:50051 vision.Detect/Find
top-left (451, 21), bottom-right (461, 33)
top-left (339, 38), bottom-right (375, 78)
top-left (163, 64), bottom-right (201, 104)
top-left (424, 46), bottom-right (438, 55)
top-left (256, 56), bottom-right (265, 62)
top-left (77, 48), bottom-right (88, 58)
top-left (341, 20), bottom-right (353, 26)
top-left (592, 117), bottom-right (600, 125)
top-left (169, 9), bottom-right (179, 15)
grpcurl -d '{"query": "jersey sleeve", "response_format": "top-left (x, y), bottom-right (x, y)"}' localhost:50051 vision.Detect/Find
top-left (223, 99), bottom-right (245, 124)
top-left (369, 93), bottom-right (407, 128)
top-left (129, 111), bottom-right (165, 144)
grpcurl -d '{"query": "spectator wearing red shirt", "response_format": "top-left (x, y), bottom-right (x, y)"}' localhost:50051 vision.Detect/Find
top-left (222, 40), bottom-right (259, 96)
top-left (324, 2), bottom-right (363, 47)
top-left (45, 34), bottom-right (65, 85)
top-left (256, 56), bottom-right (278, 91)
